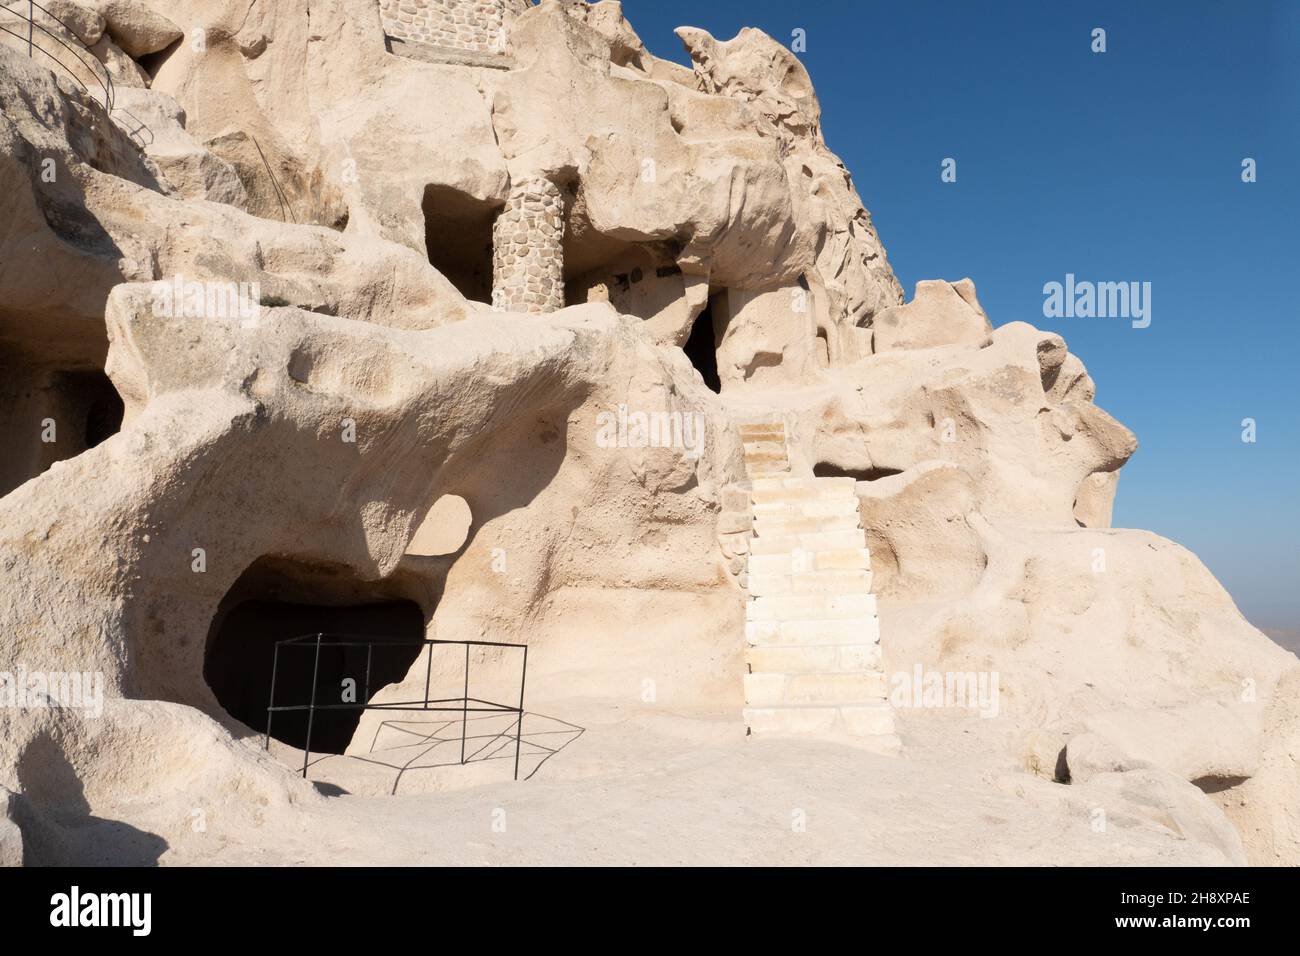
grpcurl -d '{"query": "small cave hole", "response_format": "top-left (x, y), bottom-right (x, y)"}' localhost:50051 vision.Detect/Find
top-left (137, 37), bottom-right (183, 82)
top-left (814, 462), bottom-right (904, 482)
top-left (0, 364), bottom-right (125, 497)
top-left (205, 559), bottom-right (427, 755)
top-left (1192, 775), bottom-right (1249, 795)
top-left (53, 368), bottom-right (124, 452)
top-left (683, 290), bottom-right (727, 393)
top-left (82, 374), bottom-right (124, 448)
top-left (815, 327), bottom-right (830, 368)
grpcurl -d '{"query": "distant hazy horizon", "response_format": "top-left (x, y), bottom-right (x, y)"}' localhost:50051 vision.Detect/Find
top-left (632, 0), bottom-right (1299, 639)
top-left (1262, 628), bottom-right (1300, 656)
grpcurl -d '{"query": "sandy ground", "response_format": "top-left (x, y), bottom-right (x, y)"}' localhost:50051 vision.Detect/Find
top-left (158, 699), bottom-right (1231, 866)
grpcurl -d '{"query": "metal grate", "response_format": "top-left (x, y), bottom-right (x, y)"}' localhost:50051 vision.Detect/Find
top-left (264, 633), bottom-right (529, 781)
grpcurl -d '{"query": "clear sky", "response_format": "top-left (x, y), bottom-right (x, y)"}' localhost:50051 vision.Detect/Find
top-left (621, 0), bottom-right (1300, 636)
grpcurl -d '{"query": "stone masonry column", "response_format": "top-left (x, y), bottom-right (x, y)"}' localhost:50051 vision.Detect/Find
top-left (491, 176), bottom-right (565, 314)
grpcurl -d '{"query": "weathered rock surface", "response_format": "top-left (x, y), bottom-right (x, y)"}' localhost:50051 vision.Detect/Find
top-left (0, 0), bottom-right (1292, 867)
top-left (90, 0), bottom-right (182, 59)
top-left (112, 87), bottom-right (248, 204)
top-left (1087, 768), bottom-right (1248, 866)
top-left (871, 279), bottom-right (993, 353)
top-left (1067, 703), bottom-right (1262, 785)
top-left (1214, 666), bottom-right (1300, 864)
top-left (2, 0), bottom-right (105, 46)
top-left (0, 697), bottom-right (318, 865)
top-left (0, 787), bottom-right (23, 866)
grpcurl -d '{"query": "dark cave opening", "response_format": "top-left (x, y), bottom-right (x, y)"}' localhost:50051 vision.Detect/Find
top-left (137, 36), bottom-right (183, 83)
top-left (0, 361), bottom-right (125, 498)
top-left (77, 370), bottom-right (125, 449)
top-left (683, 294), bottom-right (723, 393)
top-left (422, 184), bottom-right (500, 304)
top-left (813, 462), bottom-right (904, 482)
top-left (205, 560), bottom-right (428, 754)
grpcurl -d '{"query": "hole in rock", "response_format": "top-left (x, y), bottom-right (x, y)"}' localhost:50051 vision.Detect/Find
top-left (684, 292), bottom-right (726, 393)
top-left (205, 559), bottom-right (428, 754)
top-left (138, 36), bottom-right (183, 82)
top-left (1054, 747), bottom-right (1071, 784)
top-left (0, 362), bottom-right (124, 497)
top-left (815, 327), bottom-right (830, 368)
top-left (80, 372), bottom-right (125, 448)
top-left (422, 185), bottom-right (499, 303)
top-left (560, 214), bottom-right (683, 315)
top-left (1192, 774), bottom-right (1249, 795)
top-left (813, 462), bottom-right (903, 482)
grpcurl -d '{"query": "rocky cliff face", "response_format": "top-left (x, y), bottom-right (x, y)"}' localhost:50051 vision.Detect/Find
top-left (0, 0), bottom-right (1294, 866)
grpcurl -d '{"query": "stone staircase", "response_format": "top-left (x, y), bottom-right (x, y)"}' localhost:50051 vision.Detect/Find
top-left (737, 422), bottom-right (899, 753)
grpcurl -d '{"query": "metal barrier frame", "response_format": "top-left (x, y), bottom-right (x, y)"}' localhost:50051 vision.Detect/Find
top-left (1, 0), bottom-right (115, 112)
top-left (264, 633), bottom-right (529, 781)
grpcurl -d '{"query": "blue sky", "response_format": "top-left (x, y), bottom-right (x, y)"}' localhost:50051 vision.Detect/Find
top-left (624, 0), bottom-right (1299, 633)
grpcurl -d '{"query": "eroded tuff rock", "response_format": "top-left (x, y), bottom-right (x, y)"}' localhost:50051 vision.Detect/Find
top-left (0, 697), bottom-right (318, 865)
top-left (0, 0), bottom-right (1294, 866)
top-left (91, 0), bottom-right (183, 60)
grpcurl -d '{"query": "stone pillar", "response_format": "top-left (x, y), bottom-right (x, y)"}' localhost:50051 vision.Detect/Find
top-left (492, 176), bottom-right (565, 314)
top-left (380, 0), bottom-right (527, 54)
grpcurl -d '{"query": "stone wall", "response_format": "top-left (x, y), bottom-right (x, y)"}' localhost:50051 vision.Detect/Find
top-left (378, 0), bottom-right (532, 54)
top-left (492, 177), bottom-right (565, 314)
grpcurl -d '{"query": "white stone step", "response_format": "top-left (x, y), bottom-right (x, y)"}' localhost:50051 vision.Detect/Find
top-left (792, 569), bottom-right (871, 595)
top-left (753, 513), bottom-right (860, 536)
top-left (810, 477), bottom-right (858, 494)
top-left (749, 476), bottom-right (813, 493)
top-left (752, 498), bottom-right (859, 518)
top-left (745, 642), bottom-right (882, 673)
top-left (743, 701), bottom-right (896, 738)
top-left (752, 475), bottom-right (855, 496)
top-left (746, 552), bottom-right (793, 576)
top-left (751, 484), bottom-right (820, 504)
top-left (743, 444), bottom-right (788, 463)
top-left (748, 529), bottom-right (866, 555)
top-left (809, 548), bottom-right (873, 571)
top-left (747, 593), bottom-right (877, 622)
top-left (744, 671), bottom-right (888, 706)
top-left (746, 569), bottom-right (872, 597)
top-left (746, 616), bottom-right (880, 646)
top-left (746, 548), bottom-right (871, 576)
top-left (745, 572), bottom-right (791, 596)
top-left (737, 451), bottom-right (892, 747)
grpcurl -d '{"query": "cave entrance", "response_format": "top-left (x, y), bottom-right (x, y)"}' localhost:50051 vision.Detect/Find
top-left (72, 369), bottom-right (125, 449)
top-left (205, 558), bottom-right (427, 754)
top-left (422, 184), bottom-right (500, 304)
top-left (683, 290), bottom-right (728, 393)
top-left (0, 359), bottom-right (124, 498)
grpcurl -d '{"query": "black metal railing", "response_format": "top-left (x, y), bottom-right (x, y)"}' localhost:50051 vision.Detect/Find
top-left (251, 134), bottom-right (297, 223)
top-left (113, 105), bottom-right (153, 147)
top-left (265, 633), bottom-right (529, 781)
top-left (1, 0), bottom-right (115, 112)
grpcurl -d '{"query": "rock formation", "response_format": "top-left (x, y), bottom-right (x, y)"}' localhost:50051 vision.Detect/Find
top-left (0, 0), bottom-right (1294, 866)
